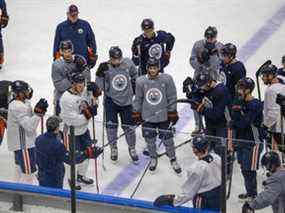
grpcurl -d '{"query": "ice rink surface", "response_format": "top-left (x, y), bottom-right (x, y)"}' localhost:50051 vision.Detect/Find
top-left (1, 0), bottom-right (285, 212)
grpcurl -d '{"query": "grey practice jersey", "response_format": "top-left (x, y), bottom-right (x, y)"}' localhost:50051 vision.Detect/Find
top-left (133, 73), bottom-right (177, 123)
top-left (95, 58), bottom-right (137, 106)
top-left (249, 169), bottom-right (285, 213)
top-left (189, 39), bottom-right (223, 80)
top-left (60, 89), bottom-right (90, 136)
top-left (263, 82), bottom-right (285, 133)
top-left (52, 57), bottom-right (90, 103)
top-left (6, 100), bottom-right (41, 152)
top-left (173, 153), bottom-right (221, 206)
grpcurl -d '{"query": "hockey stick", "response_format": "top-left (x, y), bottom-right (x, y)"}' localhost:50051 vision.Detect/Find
top-left (255, 60), bottom-right (272, 101)
top-left (101, 81), bottom-right (107, 171)
top-left (40, 117), bottom-right (44, 134)
top-left (101, 99), bottom-right (191, 149)
top-left (91, 98), bottom-right (100, 193)
top-left (280, 109), bottom-right (285, 164)
top-left (130, 136), bottom-right (192, 199)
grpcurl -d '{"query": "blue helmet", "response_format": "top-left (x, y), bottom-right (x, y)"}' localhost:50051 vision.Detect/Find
top-left (260, 64), bottom-right (277, 76)
top-left (192, 136), bottom-right (209, 152)
top-left (261, 151), bottom-right (281, 172)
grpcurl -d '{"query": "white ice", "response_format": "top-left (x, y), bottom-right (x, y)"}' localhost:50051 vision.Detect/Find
top-left (1, 0), bottom-right (285, 212)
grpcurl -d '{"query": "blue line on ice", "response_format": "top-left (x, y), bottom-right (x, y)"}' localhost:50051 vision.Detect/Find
top-left (102, 3), bottom-right (285, 197)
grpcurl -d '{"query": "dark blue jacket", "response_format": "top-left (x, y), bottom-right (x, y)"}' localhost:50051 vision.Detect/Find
top-left (35, 132), bottom-right (86, 188)
top-left (231, 99), bottom-right (264, 148)
top-left (220, 61), bottom-right (246, 98)
top-left (131, 30), bottom-right (175, 74)
top-left (278, 68), bottom-right (285, 78)
top-left (53, 19), bottom-right (97, 60)
top-left (200, 83), bottom-right (231, 128)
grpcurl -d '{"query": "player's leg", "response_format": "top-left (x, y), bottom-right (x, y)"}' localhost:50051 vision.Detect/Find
top-left (119, 104), bottom-right (138, 163)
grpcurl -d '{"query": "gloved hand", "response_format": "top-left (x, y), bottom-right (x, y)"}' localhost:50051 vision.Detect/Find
top-left (0, 117), bottom-right (6, 146)
top-left (183, 77), bottom-right (194, 93)
top-left (53, 51), bottom-right (61, 61)
top-left (74, 55), bottom-right (88, 73)
top-left (202, 97), bottom-right (213, 109)
top-left (197, 49), bottom-right (210, 64)
top-left (80, 101), bottom-right (93, 120)
top-left (132, 111), bottom-right (142, 124)
top-left (132, 37), bottom-right (143, 55)
top-left (242, 202), bottom-right (255, 213)
top-left (87, 48), bottom-right (98, 68)
top-left (153, 194), bottom-right (175, 207)
top-left (0, 13), bottom-right (9, 28)
top-left (96, 62), bottom-right (109, 78)
top-left (190, 101), bottom-right (204, 113)
top-left (87, 82), bottom-right (102, 97)
top-left (168, 111), bottom-right (179, 125)
top-left (85, 145), bottom-right (103, 159)
top-left (231, 99), bottom-right (244, 112)
top-left (34, 98), bottom-right (48, 116)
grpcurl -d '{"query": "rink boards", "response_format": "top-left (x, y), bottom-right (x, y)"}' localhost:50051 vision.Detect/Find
top-left (0, 181), bottom-right (219, 213)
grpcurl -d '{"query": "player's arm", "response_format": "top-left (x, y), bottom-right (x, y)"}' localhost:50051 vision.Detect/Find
top-left (263, 89), bottom-right (279, 128)
top-left (202, 92), bottom-right (227, 120)
top-left (131, 36), bottom-right (143, 66)
top-left (86, 22), bottom-right (97, 54)
top-left (51, 63), bottom-right (72, 93)
top-left (166, 76), bottom-right (177, 112)
top-left (132, 79), bottom-right (143, 113)
top-left (53, 25), bottom-right (62, 60)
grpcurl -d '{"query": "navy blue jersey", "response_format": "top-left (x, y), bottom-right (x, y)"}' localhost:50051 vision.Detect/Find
top-left (35, 132), bottom-right (86, 188)
top-left (0, 0), bottom-right (6, 11)
top-left (278, 68), bottom-right (285, 77)
top-left (231, 98), bottom-right (264, 148)
top-left (201, 83), bottom-right (231, 128)
top-left (53, 19), bottom-right (97, 60)
top-left (220, 61), bottom-right (246, 98)
top-left (131, 30), bottom-right (175, 74)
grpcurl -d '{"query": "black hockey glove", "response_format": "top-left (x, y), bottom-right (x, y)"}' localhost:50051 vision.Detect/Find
top-left (242, 202), bottom-right (255, 213)
top-left (168, 111), bottom-right (179, 125)
top-left (132, 37), bottom-right (143, 56)
top-left (74, 55), bottom-right (88, 73)
top-left (87, 82), bottom-right (102, 97)
top-left (153, 194), bottom-right (175, 207)
top-left (96, 62), bottom-right (109, 78)
top-left (183, 77), bottom-right (194, 93)
top-left (85, 146), bottom-right (103, 159)
top-left (34, 98), bottom-right (48, 115)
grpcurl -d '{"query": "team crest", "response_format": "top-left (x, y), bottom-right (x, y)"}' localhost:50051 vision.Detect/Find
top-left (78, 28), bottom-right (84, 34)
top-left (112, 74), bottom-right (128, 91)
top-left (218, 71), bottom-right (227, 85)
top-left (148, 43), bottom-right (162, 60)
top-left (146, 88), bottom-right (162, 105)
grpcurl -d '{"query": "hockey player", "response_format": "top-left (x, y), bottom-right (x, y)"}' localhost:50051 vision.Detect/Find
top-left (35, 116), bottom-right (103, 189)
top-left (230, 77), bottom-right (263, 201)
top-left (242, 151), bottom-right (285, 213)
top-left (0, 0), bottom-right (8, 69)
top-left (260, 64), bottom-right (285, 151)
top-left (219, 43), bottom-right (247, 98)
top-left (153, 136), bottom-right (221, 211)
top-left (189, 26), bottom-right (223, 133)
top-left (60, 73), bottom-right (101, 185)
top-left (6, 80), bottom-right (48, 184)
top-left (0, 80), bottom-right (11, 145)
top-left (95, 46), bottom-right (139, 163)
top-left (190, 70), bottom-right (231, 154)
top-left (53, 4), bottom-right (97, 68)
top-left (132, 57), bottom-right (181, 173)
top-left (131, 18), bottom-right (175, 75)
top-left (52, 40), bottom-right (90, 115)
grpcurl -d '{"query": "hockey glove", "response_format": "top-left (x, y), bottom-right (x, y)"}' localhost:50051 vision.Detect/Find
top-left (85, 146), bottom-right (103, 159)
top-left (74, 55), bottom-right (88, 73)
top-left (132, 37), bottom-right (143, 56)
top-left (168, 111), bottom-right (179, 125)
top-left (190, 101), bottom-right (205, 113)
top-left (82, 107), bottom-right (93, 120)
top-left (53, 51), bottom-right (61, 61)
top-left (0, 14), bottom-right (9, 28)
top-left (87, 82), bottom-right (102, 97)
top-left (202, 97), bottom-right (213, 109)
top-left (34, 98), bottom-right (48, 116)
top-left (183, 76), bottom-right (194, 96)
top-left (153, 194), bottom-right (175, 207)
top-left (132, 111), bottom-right (142, 124)
top-left (96, 62), bottom-right (109, 78)
top-left (87, 48), bottom-right (98, 68)
top-left (242, 202), bottom-right (255, 213)
top-left (164, 51), bottom-right (171, 65)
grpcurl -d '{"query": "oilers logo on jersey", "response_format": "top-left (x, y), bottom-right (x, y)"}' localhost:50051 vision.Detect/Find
top-left (112, 74), bottom-right (128, 91)
top-left (148, 43), bottom-right (163, 60)
top-left (146, 88), bottom-right (162, 105)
